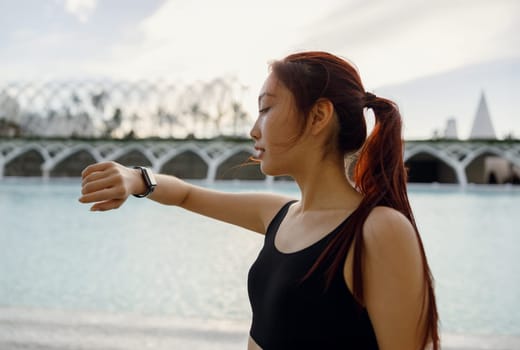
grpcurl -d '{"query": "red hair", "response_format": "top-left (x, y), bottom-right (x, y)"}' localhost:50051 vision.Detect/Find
top-left (271, 51), bottom-right (439, 350)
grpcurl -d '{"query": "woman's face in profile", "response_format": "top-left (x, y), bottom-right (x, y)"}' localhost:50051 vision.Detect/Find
top-left (250, 73), bottom-right (303, 176)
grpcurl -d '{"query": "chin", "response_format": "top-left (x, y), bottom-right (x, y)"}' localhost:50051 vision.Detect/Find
top-left (260, 163), bottom-right (288, 178)
top-left (259, 163), bottom-right (275, 177)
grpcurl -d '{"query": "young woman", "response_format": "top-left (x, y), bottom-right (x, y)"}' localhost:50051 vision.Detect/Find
top-left (79, 51), bottom-right (439, 349)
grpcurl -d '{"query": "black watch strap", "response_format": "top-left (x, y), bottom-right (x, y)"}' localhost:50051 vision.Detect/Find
top-left (133, 166), bottom-right (157, 198)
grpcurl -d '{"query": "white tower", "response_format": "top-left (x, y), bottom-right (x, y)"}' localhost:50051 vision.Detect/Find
top-left (444, 117), bottom-right (458, 139)
top-left (469, 92), bottom-right (496, 139)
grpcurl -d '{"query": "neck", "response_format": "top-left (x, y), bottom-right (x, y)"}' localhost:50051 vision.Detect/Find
top-left (292, 157), bottom-right (362, 213)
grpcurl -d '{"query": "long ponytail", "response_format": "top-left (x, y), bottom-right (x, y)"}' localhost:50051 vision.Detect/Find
top-left (271, 51), bottom-right (439, 350)
top-left (352, 95), bottom-right (439, 350)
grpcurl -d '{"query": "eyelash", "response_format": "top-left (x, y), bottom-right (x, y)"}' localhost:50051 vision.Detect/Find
top-left (259, 107), bottom-right (270, 114)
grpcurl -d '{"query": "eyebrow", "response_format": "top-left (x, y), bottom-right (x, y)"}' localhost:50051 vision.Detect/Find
top-left (258, 92), bottom-right (276, 105)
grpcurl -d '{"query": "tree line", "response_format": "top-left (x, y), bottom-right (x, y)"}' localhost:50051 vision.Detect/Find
top-left (0, 77), bottom-right (252, 139)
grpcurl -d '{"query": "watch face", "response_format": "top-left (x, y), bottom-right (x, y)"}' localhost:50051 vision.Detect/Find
top-left (144, 168), bottom-right (157, 186)
top-left (133, 166), bottom-right (156, 197)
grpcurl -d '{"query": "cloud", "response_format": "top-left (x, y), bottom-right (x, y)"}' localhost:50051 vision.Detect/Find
top-left (297, 0), bottom-right (520, 88)
top-left (3, 0), bottom-right (518, 90)
top-left (84, 0), bottom-right (345, 85)
top-left (79, 0), bottom-right (520, 92)
top-left (63, 0), bottom-right (97, 23)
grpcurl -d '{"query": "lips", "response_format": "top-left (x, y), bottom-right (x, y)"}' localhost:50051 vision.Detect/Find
top-left (254, 146), bottom-right (265, 159)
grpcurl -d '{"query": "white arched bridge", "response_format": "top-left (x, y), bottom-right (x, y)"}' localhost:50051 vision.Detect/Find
top-left (1, 139), bottom-right (519, 186)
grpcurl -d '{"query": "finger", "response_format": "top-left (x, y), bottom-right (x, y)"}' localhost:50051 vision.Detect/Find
top-left (79, 186), bottom-right (124, 204)
top-left (81, 165), bottom-right (122, 187)
top-left (82, 170), bottom-right (107, 187)
top-left (81, 175), bottom-right (119, 195)
top-left (90, 198), bottom-right (126, 212)
top-left (81, 166), bottom-right (121, 189)
top-left (81, 161), bottom-right (117, 179)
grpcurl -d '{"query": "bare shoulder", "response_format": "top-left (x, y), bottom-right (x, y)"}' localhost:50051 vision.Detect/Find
top-left (361, 208), bottom-right (428, 349)
top-left (363, 206), bottom-right (417, 247)
top-left (362, 206), bottom-right (422, 268)
top-left (243, 192), bottom-right (297, 232)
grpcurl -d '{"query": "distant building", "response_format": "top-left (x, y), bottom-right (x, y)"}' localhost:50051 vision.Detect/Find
top-left (443, 117), bottom-right (458, 139)
top-left (0, 93), bottom-right (21, 136)
top-left (484, 157), bottom-right (520, 184)
top-left (469, 92), bottom-right (496, 139)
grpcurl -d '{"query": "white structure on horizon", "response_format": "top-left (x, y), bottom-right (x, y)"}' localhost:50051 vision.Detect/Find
top-left (444, 117), bottom-right (458, 139)
top-left (469, 92), bottom-right (496, 139)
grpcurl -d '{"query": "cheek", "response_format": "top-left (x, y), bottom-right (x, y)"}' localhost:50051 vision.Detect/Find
top-left (272, 108), bottom-right (298, 131)
top-left (265, 119), bottom-right (287, 144)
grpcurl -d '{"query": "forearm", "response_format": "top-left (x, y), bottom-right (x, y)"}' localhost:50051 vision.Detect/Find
top-left (145, 173), bottom-right (191, 207)
top-left (80, 161), bottom-right (289, 233)
top-left (80, 162), bottom-right (190, 211)
top-left (141, 171), bottom-right (290, 233)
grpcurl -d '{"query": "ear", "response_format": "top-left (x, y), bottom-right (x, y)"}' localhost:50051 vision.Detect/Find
top-left (309, 98), bottom-right (335, 135)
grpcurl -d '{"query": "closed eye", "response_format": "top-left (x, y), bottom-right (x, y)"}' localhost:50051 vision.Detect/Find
top-left (259, 107), bottom-right (271, 114)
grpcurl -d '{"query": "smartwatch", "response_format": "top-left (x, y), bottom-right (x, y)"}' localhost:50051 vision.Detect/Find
top-left (133, 166), bottom-right (157, 198)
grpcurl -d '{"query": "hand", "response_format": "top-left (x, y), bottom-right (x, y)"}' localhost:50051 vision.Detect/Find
top-left (79, 161), bottom-right (144, 211)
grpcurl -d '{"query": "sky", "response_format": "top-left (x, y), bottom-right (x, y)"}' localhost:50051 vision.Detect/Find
top-left (1, 0), bottom-right (519, 139)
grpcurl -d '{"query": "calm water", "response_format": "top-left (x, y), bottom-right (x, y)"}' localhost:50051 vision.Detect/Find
top-left (0, 179), bottom-right (519, 337)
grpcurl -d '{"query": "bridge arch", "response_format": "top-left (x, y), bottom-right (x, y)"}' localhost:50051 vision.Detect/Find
top-left (2, 143), bottom-right (49, 163)
top-left (1, 140), bottom-right (519, 185)
top-left (461, 145), bottom-right (520, 168)
top-left (159, 145), bottom-right (210, 179)
top-left (106, 145), bottom-right (155, 168)
top-left (462, 145), bottom-right (519, 184)
top-left (3, 144), bottom-right (49, 177)
top-left (404, 145), bottom-right (463, 184)
top-left (213, 146), bottom-right (264, 181)
top-left (47, 145), bottom-right (101, 177)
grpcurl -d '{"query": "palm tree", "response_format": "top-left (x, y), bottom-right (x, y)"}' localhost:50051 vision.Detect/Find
top-left (189, 102), bottom-right (210, 138)
top-left (104, 108), bottom-right (123, 138)
top-left (231, 101), bottom-right (249, 136)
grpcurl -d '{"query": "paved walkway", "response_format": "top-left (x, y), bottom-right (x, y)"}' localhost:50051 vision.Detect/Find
top-left (1, 307), bottom-right (518, 350)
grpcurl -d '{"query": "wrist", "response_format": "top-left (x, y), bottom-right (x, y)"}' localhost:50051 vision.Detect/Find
top-left (131, 168), bottom-right (146, 196)
top-left (132, 166), bottom-right (157, 198)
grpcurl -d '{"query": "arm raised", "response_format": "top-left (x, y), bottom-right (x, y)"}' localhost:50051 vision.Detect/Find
top-left (79, 161), bottom-right (293, 234)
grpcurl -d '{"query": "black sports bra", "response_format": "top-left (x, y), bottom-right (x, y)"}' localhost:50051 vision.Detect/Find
top-left (247, 201), bottom-right (379, 349)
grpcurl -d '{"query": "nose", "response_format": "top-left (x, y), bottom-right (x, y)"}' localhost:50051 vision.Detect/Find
top-left (250, 118), bottom-right (260, 140)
